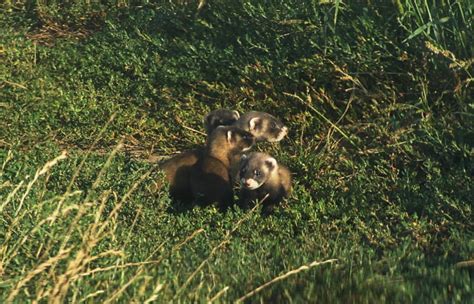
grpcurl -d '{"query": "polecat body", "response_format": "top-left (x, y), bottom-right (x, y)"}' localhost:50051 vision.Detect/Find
top-left (190, 126), bottom-right (255, 207)
top-left (234, 111), bottom-right (288, 142)
top-left (159, 148), bottom-right (203, 202)
top-left (204, 109), bottom-right (240, 135)
top-left (238, 152), bottom-right (292, 212)
top-left (160, 109), bottom-right (241, 202)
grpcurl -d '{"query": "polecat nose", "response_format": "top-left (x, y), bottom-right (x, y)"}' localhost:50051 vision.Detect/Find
top-left (241, 179), bottom-right (251, 187)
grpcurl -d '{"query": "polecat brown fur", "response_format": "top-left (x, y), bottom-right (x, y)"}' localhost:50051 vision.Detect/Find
top-left (190, 126), bottom-right (255, 207)
top-left (160, 109), bottom-right (240, 202)
top-left (238, 152), bottom-right (292, 212)
top-left (159, 148), bottom-right (203, 203)
top-left (234, 111), bottom-right (288, 142)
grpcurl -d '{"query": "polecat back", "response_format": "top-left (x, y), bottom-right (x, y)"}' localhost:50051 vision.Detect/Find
top-left (238, 152), bottom-right (291, 212)
top-left (234, 111), bottom-right (288, 142)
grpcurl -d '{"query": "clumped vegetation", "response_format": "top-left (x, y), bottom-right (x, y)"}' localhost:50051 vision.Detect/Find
top-left (0, 0), bottom-right (472, 302)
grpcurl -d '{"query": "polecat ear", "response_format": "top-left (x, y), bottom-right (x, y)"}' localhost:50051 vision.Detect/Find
top-left (207, 115), bottom-right (217, 127)
top-left (227, 130), bottom-right (233, 143)
top-left (249, 117), bottom-right (261, 131)
top-left (265, 157), bottom-right (277, 170)
top-left (232, 110), bottom-right (240, 119)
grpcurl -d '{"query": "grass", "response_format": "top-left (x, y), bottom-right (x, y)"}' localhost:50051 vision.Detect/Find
top-left (1, 0), bottom-right (473, 302)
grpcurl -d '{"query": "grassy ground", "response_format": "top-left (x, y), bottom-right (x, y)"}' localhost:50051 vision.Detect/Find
top-left (1, 1), bottom-right (473, 302)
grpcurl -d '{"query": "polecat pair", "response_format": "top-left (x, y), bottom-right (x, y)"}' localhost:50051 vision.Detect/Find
top-left (206, 109), bottom-right (289, 184)
top-left (160, 109), bottom-right (290, 209)
top-left (160, 126), bottom-right (254, 207)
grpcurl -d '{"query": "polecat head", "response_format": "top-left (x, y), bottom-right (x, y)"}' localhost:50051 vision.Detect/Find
top-left (240, 111), bottom-right (288, 142)
top-left (239, 152), bottom-right (278, 190)
top-left (204, 109), bottom-right (240, 135)
top-left (207, 126), bottom-right (255, 156)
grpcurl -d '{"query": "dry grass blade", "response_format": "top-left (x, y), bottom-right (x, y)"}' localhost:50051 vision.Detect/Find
top-left (103, 269), bottom-right (144, 304)
top-left (7, 248), bottom-right (72, 302)
top-left (455, 260), bottom-right (474, 268)
top-left (208, 286), bottom-right (229, 303)
top-left (75, 228), bottom-right (203, 302)
top-left (26, 21), bottom-right (92, 46)
top-left (79, 290), bottom-right (105, 303)
top-left (143, 281), bottom-right (165, 304)
top-left (181, 124), bottom-right (207, 136)
top-left (1, 80), bottom-right (27, 90)
top-left (0, 180), bottom-right (24, 213)
top-left (284, 92), bottom-right (358, 148)
top-left (174, 195), bottom-right (269, 300)
top-left (50, 113), bottom-right (117, 226)
top-left (236, 258), bottom-right (338, 302)
top-left (16, 150), bottom-right (67, 215)
top-left (0, 149), bottom-right (13, 173)
top-left (76, 229), bottom-right (204, 279)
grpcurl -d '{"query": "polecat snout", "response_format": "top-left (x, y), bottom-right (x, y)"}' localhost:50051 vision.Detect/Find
top-left (204, 109), bottom-right (240, 135)
top-left (234, 111), bottom-right (288, 142)
top-left (239, 152), bottom-right (292, 212)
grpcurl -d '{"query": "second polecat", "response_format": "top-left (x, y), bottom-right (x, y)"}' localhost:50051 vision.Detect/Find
top-left (190, 126), bottom-right (255, 207)
top-left (238, 152), bottom-right (292, 212)
top-left (234, 111), bottom-right (288, 142)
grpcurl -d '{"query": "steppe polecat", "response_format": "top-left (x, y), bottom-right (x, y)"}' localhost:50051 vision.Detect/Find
top-left (190, 126), bottom-right (255, 207)
top-left (160, 109), bottom-right (241, 202)
top-left (238, 152), bottom-right (292, 212)
top-left (234, 111), bottom-right (288, 142)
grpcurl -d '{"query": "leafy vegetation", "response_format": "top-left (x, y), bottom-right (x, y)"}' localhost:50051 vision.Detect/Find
top-left (1, 0), bottom-right (472, 302)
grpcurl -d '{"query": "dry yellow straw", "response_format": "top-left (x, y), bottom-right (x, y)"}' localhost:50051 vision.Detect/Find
top-left (236, 258), bottom-right (338, 302)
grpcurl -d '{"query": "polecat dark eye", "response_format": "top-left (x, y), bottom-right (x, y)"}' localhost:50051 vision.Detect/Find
top-left (271, 122), bottom-right (277, 128)
top-left (254, 170), bottom-right (261, 177)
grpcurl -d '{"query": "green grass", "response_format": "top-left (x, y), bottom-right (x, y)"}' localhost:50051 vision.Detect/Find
top-left (1, 0), bottom-right (473, 302)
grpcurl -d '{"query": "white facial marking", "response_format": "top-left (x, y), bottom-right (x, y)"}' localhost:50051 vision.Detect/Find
top-left (249, 117), bottom-right (259, 131)
top-left (244, 178), bottom-right (261, 190)
top-left (227, 130), bottom-right (233, 142)
top-left (242, 146), bottom-right (252, 152)
top-left (233, 110), bottom-right (240, 119)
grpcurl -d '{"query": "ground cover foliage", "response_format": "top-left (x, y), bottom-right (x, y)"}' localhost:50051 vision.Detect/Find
top-left (0, 0), bottom-right (473, 302)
